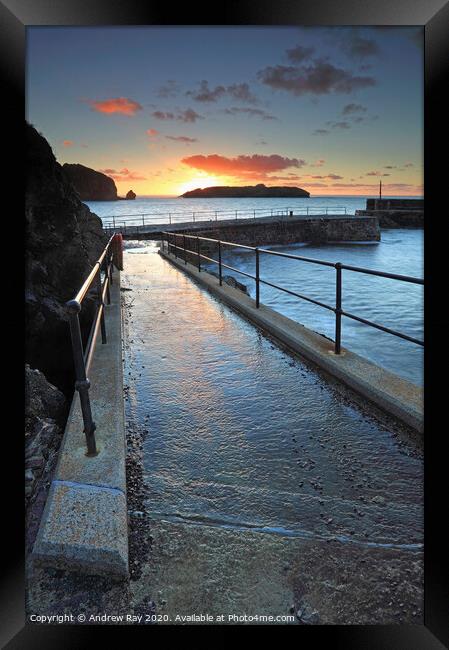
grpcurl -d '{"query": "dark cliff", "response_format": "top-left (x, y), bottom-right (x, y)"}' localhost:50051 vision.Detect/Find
top-left (180, 183), bottom-right (310, 198)
top-left (26, 123), bottom-right (107, 393)
top-left (62, 163), bottom-right (118, 201)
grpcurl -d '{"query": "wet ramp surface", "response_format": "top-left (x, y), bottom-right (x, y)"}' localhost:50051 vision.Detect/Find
top-left (122, 245), bottom-right (423, 624)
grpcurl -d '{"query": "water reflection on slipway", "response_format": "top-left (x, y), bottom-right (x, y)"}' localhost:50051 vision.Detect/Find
top-left (122, 243), bottom-right (422, 550)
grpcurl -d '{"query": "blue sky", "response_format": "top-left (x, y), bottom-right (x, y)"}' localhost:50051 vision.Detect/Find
top-left (26, 26), bottom-right (423, 196)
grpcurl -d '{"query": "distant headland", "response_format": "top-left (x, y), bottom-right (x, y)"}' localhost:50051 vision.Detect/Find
top-left (62, 163), bottom-right (135, 201)
top-left (180, 183), bottom-right (310, 199)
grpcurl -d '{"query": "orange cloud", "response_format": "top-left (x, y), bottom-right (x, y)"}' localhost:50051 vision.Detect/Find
top-left (181, 153), bottom-right (306, 178)
top-left (63, 140), bottom-right (74, 147)
top-left (146, 128), bottom-right (159, 136)
top-left (88, 97), bottom-right (143, 116)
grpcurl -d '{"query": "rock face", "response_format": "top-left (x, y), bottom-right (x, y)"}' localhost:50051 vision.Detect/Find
top-left (25, 364), bottom-right (67, 545)
top-left (26, 122), bottom-right (107, 393)
top-left (126, 190), bottom-right (136, 200)
top-left (62, 163), bottom-right (118, 201)
top-left (180, 183), bottom-right (310, 198)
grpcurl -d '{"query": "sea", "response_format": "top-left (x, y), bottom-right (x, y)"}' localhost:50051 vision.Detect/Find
top-left (86, 196), bottom-right (424, 385)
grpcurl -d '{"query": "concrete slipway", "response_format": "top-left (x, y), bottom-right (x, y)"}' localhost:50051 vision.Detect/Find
top-left (32, 273), bottom-right (128, 577)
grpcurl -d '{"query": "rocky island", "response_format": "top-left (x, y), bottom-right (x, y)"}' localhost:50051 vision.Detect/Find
top-left (62, 163), bottom-right (136, 201)
top-left (180, 183), bottom-right (310, 198)
top-left (62, 163), bottom-right (118, 201)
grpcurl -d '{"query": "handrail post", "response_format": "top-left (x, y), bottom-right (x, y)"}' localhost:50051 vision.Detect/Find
top-left (103, 257), bottom-right (111, 305)
top-left (197, 237), bottom-right (201, 272)
top-left (66, 300), bottom-right (97, 457)
top-left (335, 262), bottom-right (342, 354)
top-left (183, 234), bottom-right (187, 264)
top-left (96, 267), bottom-right (107, 344)
top-left (109, 252), bottom-right (114, 286)
top-left (255, 248), bottom-right (260, 308)
top-left (218, 240), bottom-right (222, 285)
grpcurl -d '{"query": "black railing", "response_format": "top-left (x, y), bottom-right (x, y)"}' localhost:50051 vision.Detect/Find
top-left (102, 204), bottom-right (348, 231)
top-left (162, 232), bottom-right (424, 356)
top-left (65, 235), bottom-right (118, 456)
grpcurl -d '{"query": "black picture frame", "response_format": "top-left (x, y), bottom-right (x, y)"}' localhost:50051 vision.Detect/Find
top-left (1, 0), bottom-right (448, 646)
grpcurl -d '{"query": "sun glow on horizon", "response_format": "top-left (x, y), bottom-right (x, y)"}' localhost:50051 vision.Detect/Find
top-left (177, 175), bottom-right (225, 196)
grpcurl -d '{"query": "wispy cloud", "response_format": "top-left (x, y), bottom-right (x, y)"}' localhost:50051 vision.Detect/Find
top-left (99, 167), bottom-right (147, 181)
top-left (62, 140), bottom-right (74, 147)
top-left (165, 135), bottom-right (198, 143)
top-left (286, 44), bottom-right (315, 63)
top-left (305, 173), bottom-right (343, 180)
top-left (326, 121), bottom-right (351, 130)
top-left (342, 34), bottom-right (380, 59)
top-left (157, 80), bottom-right (180, 98)
top-left (151, 108), bottom-right (203, 123)
top-left (186, 80), bottom-right (259, 104)
top-left (342, 103), bottom-right (367, 115)
top-left (146, 128), bottom-right (159, 136)
top-left (87, 97), bottom-right (143, 116)
top-left (223, 107), bottom-right (277, 120)
top-left (257, 61), bottom-right (376, 96)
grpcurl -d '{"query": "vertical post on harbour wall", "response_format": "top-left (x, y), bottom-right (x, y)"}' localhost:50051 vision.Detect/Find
top-left (197, 237), bottom-right (201, 272)
top-left (183, 234), bottom-right (187, 264)
top-left (255, 248), bottom-right (260, 308)
top-left (218, 241), bottom-right (222, 286)
top-left (335, 262), bottom-right (342, 354)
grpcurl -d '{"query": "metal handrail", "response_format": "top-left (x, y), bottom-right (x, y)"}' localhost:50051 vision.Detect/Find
top-left (102, 204), bottom-right (349, 229)
top-left (65, 234), bottom-right (118, 456)
top-left (162, 231), bottom-right (424, 357)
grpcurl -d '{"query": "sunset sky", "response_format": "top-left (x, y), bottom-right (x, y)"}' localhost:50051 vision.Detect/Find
top-left (27, 26), bottom-right (423, 197)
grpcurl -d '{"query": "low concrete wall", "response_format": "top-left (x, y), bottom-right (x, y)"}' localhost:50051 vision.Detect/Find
top-left (160, 250), bottom-right (423, 434)
top-left (355, 209), bottom-right (423, 228)
top-left (118, 213), bottom-right (380, 245)
top-left (32, 271), bottom-right (128, 578)
top-left (176, 215), bottom-right (380, 247)
top-left (366, 198), bottom-right (424, 211)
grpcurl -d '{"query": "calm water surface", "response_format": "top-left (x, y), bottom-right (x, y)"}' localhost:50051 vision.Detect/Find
top-left (210, 229), bottom-right (423, 385)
